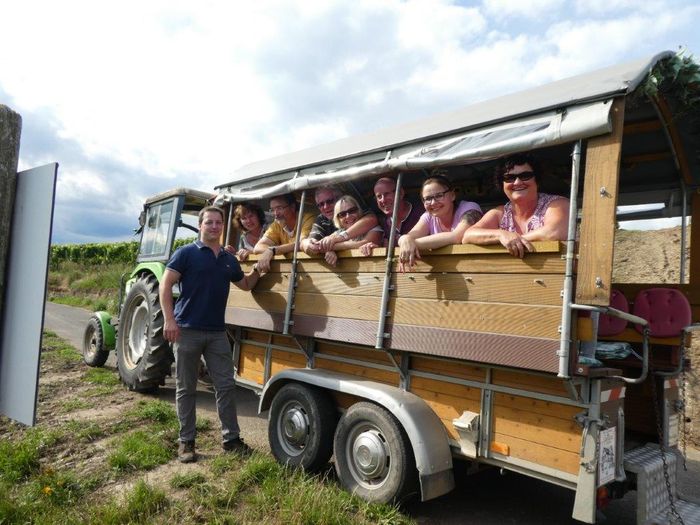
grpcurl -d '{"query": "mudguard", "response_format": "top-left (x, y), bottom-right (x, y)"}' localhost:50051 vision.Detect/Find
top-left (260, 368), bottom-right (455, 501)
top-left (93, 310), bottom-right (116, 350)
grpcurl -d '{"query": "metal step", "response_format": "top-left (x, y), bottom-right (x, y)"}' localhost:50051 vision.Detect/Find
top-left (624, 444), bottom-right (700, 525)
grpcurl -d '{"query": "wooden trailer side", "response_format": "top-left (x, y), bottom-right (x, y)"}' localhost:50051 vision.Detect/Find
top-left (227, 241), bottom-right (567, 373)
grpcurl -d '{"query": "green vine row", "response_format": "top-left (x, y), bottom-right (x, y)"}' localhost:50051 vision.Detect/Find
top-left (50, 238), bottom-right (195, 267)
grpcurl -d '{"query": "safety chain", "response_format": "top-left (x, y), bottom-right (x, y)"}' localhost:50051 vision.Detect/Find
top-left (649, 358), bottom-right (685, 525)
top-left (680, 339), bottom-right (689, 472)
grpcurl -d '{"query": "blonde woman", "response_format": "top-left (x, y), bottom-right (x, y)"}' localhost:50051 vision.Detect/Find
top-left (325, 195), bottom-right (383, 266)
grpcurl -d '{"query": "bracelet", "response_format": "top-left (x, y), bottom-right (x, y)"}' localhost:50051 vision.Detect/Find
top-left (252, 263), bottom-right (259, 274)
top-left (269, 246), bottom-right (276, 256)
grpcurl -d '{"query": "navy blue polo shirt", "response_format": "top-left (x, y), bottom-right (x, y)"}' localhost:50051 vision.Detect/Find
top-left (166, 240), bottom-right (244, 331)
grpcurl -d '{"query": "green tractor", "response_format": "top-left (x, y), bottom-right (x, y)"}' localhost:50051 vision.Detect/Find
top-left (82, 188), bottom-right (213, 391)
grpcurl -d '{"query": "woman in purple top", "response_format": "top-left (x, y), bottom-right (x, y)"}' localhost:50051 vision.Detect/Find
top-left (397, 174), bottom-right (482, 273)
top-left (462, 153), bottom-right (569, 258)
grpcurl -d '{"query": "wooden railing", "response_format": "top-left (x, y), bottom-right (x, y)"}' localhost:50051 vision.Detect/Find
top-left (227, 241), bottom-right (568, 373)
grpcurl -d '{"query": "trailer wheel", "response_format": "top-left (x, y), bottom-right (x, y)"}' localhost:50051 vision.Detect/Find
top-left (82, 315), bottom-right (110, 367)
top-left (116, 274), bottom-right (172, 392)
top-left (333, 402), bottom-right (417, 503)
top-left (269, 383), bottom-right (336, 472)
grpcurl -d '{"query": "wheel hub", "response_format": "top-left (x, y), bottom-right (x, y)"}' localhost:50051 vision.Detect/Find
top-left (128, 302), bottom-right (149, 364)
top-left (281, 406), bottom-right (308, 448)
top-left (351, 430), bottom-right (388, 479)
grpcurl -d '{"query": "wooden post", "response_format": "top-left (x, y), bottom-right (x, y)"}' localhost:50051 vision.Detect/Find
top-left (0, 104), bottom-right (22, 324)
top-left (575, 97), bottom-right (625, 305)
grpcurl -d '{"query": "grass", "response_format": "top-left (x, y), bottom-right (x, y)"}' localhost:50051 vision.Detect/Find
top-left (97, 480), bottom-right (169, 524)
top-left (84, 367), bottom-right (122, 386)
top-left (41, 331), bottom-right (82, 365)
top-left (0, 331), bottom-right (416, 524)
top-left (108, 429), bottom-right (176, 472)
top-left (0, 427), bottom-right (62, 483)
top-left (61, 420), bottom-right (106, 442)
top-left (59, 398), bottom-right (92, 413)
top-left (48, 260), bottom-right (131, 314)
top-left (128, 399), bottom-right (179, 425)
top-left (170, 471), bottom-right (207, 489)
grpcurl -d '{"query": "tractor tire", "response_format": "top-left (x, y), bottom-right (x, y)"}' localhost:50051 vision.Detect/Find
top-left (82, 315), bottom-right (110, 367)
top-left (116, 274), bottom-right (173, 392)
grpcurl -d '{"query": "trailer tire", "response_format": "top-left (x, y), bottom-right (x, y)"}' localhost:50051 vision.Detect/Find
top-left (269, 383), bottom-right (336, 472)
top-left (334, 402), bottom-right (417, 504)
top-left (82, 315), bottom-right (110, 367)
top-left (116, 274), bottom-right (172, 392)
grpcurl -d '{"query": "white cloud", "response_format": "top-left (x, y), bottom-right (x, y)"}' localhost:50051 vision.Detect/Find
top-left (573, 0), bottom-right (666, 16)
top-left (396, 0), bottom-right (485, 49)
top-left (482, 0), bottom-right (566, 19)
top-left (56, 168), bottom-right (109, 197)
top-left (525, 8), bottom-right (697, 82)
top-left (2, 0), bottom-right (700, 243)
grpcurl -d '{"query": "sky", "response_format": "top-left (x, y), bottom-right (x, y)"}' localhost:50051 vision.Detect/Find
top-left (2, 0), bottom-right (699, 244)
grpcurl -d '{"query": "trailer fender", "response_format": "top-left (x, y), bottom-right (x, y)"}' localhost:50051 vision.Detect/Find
top-left (93, 311), bottom-right (116, 350)
top-left (259, 368), bottom-right (455, 501)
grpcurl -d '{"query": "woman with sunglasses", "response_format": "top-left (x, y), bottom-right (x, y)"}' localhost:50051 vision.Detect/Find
top-left (324, 195), bottom-right (383, 266)
top-left (462, 153), bottom-right (569, 258)
top-left (397, 174), bottom-right (482, 273)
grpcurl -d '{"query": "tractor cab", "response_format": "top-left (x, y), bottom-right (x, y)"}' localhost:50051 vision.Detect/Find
top-left (82, 187), bottom-right (212, 391)
top-left (136, 187), bottom-right (214, 263)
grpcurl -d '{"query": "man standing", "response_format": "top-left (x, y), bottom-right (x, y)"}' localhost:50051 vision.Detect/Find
top-left (253, 193), bottom-right (315, 273)
top-left (360, 176), bottom-right (423, 253)
top-left (301, 186), bottom-right (378, 255)
top-left (160, 206), bottom-right (262, 463)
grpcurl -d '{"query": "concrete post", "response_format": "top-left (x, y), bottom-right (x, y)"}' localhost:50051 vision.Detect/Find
top-left (0, 104), bottom-right (22, 325)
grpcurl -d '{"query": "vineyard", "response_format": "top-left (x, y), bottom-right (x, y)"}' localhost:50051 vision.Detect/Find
top-left (50, 238), bottom-right (195, 267)
top-left (47, 238), bottom-right (194, 314)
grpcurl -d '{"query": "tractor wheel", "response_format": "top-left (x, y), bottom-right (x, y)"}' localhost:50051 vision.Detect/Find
top-left (82, 315), bottom-right (110, 367)
top-left (116, 274), bottom-right (173, 392)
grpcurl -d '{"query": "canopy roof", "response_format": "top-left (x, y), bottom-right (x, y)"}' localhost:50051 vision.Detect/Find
top-left (144, 187), bottom-right (214, 207)
top-left (216, 51), bottom-right (675, 202)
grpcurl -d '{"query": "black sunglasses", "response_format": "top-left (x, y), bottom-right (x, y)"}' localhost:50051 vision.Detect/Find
top-left (336, 206), bottom-right (359, 219)
top-left (501, 171), bottom-right (536, 184)
top-left (316, 197), bottom-right (336, 208)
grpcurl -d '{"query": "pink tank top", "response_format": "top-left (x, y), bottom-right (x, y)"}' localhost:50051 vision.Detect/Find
top-left (499, 193), bottom-right (563, 233)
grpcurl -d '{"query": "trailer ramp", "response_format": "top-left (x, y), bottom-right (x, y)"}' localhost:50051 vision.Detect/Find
top-left (624, 444), bottom-right (700, 525)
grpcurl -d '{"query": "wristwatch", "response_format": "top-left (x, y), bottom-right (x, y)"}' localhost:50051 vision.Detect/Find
top-left (252, 263), bottom-right (260, 274)
top-left (337, 229), bottom-right (349, 240)
top-left (269, 246), bottom-right (277, 256)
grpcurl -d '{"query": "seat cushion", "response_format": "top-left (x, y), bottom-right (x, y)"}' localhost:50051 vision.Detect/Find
top-left (633, 288), bottom-right (691, 337)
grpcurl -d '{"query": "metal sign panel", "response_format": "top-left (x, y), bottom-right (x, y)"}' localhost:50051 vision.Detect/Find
top-left (0, 163), bottom-right (57, 425)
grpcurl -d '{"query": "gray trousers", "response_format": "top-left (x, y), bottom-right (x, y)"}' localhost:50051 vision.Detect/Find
top-left (174, 328), bottom-right (240, 443)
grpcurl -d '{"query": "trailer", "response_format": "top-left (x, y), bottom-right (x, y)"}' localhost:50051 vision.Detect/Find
top-left (86, 50), bottom-right (700, 523)
top-left (214, 51), bottom-right (700, 523)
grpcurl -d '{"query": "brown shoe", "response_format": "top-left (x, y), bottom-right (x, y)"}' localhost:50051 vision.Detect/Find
top-left (178, 440), bottom-right (196, 463)
top-left (222, 437), bottom-right (252, 455)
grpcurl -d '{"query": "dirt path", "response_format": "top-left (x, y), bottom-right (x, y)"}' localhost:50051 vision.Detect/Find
top-left (43, 302), bottom-right (271, 453)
